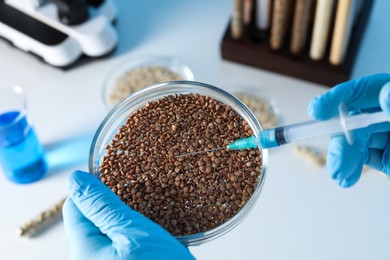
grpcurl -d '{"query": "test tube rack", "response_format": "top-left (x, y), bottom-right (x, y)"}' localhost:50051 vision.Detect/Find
top-left (220, 0), bottom-right (374, 87)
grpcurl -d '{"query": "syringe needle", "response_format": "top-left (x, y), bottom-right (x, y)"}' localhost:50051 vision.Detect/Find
top-left (175, 147), bottom-right (227, 158)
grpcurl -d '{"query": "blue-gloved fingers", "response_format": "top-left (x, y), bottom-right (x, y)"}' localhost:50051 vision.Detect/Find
top-left (368, 132), bottom-right (390, 150)
top-left (326, 136), bottom-right (363, 188)
top-left (379, 81), bottom-right (390, 118)
top-left (67, 171), bottom-right (194, 259)
top-left (382, 145), bottom-right (390, 175)
top-left (365, 149), bottom-right (386, 173)
top-left (365, 128), bottom-right (390, 173)
top-left (67, 171), bottom-right (149, 235)
top-left (63, 197), bottom-right (112, 259)
top-left (63, 197), bottom-right (103, 239)
top-left (338, 171), bottom-right (361, 188)
top-left (308, 74), bottom-right (390, 120)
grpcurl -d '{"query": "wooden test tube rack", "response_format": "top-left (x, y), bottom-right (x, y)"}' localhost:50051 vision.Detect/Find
top-left (221, 0), bottom-right (374, 87)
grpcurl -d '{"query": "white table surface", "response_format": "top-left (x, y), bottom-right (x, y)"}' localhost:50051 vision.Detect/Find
top-left (1, 1), bottom-right (390, 260)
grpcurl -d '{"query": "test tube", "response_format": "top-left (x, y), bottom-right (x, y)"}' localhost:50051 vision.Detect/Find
top-left (256, 0), bottom-right (271, 30)
top-left (329, 0), bottom-right (356, 65)
top-left (0, 86), bottom-right (47, 183)
top-left (232, 0), bottom-right (244, 39)
top-left (243, 0), bottom-right (253, 25)
top-left (290, 0), bottom-right (314, 55)
top-left (309, 0), bottom-right (335, 60)
top-left (270, 0), bottom-right (293, 50)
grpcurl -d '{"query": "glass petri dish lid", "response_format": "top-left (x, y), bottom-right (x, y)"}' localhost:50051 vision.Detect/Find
top-left (90, 81), bottom-right (268, 246)
top-left (102, 54), bottom-right (194, 111)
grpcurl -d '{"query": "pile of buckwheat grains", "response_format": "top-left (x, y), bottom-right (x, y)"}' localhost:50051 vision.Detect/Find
top-left (98, 93), bottom-right (262, 236)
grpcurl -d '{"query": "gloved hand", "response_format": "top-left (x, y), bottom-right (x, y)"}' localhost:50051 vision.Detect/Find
top-left (307, 73), bottom-right (390, 188)
top-left (62, 170), bottom-right (195, 260)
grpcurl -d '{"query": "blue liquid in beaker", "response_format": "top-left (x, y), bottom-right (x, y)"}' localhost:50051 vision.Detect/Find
top-left (0, 111), bottom-right (47, 183)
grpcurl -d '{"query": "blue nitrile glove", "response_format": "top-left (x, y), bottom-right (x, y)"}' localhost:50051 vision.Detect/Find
top-left (307, 73), bottom-right (390, 188)
top-left (62, 170), bottom-right (195, 260)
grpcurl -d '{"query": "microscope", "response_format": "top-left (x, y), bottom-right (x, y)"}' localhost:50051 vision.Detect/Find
top-left (0, 0), bottom-right (118, 68)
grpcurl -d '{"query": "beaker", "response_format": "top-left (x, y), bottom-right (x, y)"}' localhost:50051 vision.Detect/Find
top-left (0, 86), bottom-right (47, 183)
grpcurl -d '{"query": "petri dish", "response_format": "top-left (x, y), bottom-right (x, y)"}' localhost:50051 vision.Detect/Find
top-left (102, 54), bottom-right (194, 111)
top-left (90, 81), bottom-right (268, 246)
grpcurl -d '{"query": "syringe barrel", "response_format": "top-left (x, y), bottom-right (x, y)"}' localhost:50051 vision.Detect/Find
top-left (345, 111), bottom-right (389, 129)
top-left (259, 129), bottom-right (279, 148)
top-left (282, 117), bottom-right (343, 143)
top-left (259, 111), bottom-right (389, 148)
top-left (258, 118), bottom-right (342, 148)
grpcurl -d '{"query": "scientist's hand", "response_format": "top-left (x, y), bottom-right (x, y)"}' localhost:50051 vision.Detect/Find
top-left (307, 73), bottom-right (390, 188)
top-left (62, 170), bottom-right (195, 260)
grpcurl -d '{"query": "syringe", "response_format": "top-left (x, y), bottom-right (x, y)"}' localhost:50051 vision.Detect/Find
top-left (175, 108), bottom-right (389, 158)
top-left (228, 109), bottom-right (389, 150)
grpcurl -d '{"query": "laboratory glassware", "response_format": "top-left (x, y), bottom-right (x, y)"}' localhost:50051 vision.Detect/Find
top-left (0, 86), bottom-right (47, 183)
